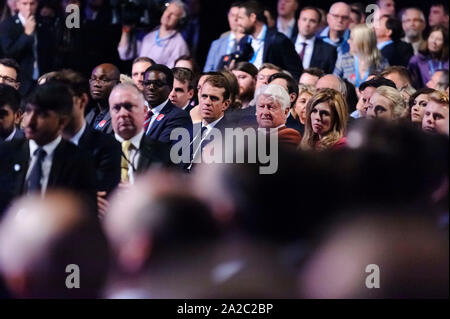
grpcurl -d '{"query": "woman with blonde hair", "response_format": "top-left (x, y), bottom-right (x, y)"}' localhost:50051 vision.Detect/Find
top-left (334, 24), bottom-right (389, 88)
top-left (292, 84), bottom-right (315, 134)
top-left (300, 88), bottom-right (349, 151)
top-left (366, 85), bottom-right (407, 121)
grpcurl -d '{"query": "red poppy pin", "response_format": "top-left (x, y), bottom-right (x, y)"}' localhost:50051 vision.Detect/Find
top-left (97, 120), bottom-right (106, 128)
top-left (350, 74), bottom-right (356, 81)
top-left (156, 114), bottom-right (165, 121)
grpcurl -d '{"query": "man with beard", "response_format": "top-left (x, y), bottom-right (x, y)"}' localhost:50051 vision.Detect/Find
top-left (231, 62), bottom-right (258, 109)
top-left (401, 8), bottom-right (426, 55)
top-left (85, 63), bottom-right (120, 134)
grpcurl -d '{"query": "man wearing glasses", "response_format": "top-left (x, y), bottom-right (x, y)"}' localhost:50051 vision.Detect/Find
top-left (318, 2), bottom-right (351, 55)
top-left (0, 58), bottom-right (21, 90)
top-left (142, 64), bottom-right (192, 145)
top-left (85, 63), bottom-right (120, 135)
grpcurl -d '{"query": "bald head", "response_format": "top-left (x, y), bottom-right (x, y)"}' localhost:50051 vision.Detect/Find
top-left (0, 192), bottom-right (109, 298)
top-left (316, 74), bottom-right (347, 97)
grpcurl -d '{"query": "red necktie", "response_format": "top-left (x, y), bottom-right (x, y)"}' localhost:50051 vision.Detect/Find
top-left (143, 109), bottom-right (153, 131)
top-left (299, 42), bottom-right (307, 61)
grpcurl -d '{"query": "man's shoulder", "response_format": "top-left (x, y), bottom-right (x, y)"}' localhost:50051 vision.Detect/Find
top-left (314, 37), bottom-right (336, 51)
top-left (162, 101), bottom-right (191, 119)
top-left (80, 125), bottom-right (119, 148)
top-left (0, 15), bottom-right (20, 29)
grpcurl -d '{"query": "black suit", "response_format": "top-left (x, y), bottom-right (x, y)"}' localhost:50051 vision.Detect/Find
top-left (135, 135), bottom-right (173, 173)
top-left (85, 107), bottom-right (113, 135)
top-left (308, 37), bottom-right (338, 74)
top-left (77, 125), bottom-right (121, 193)
top-left (0, 14), bottom-right (56, 95)
top-left (286, 113), bottom-right (304, 136)
top-left (146, 100), bottom-right (193, 146)
top-left (381, 41), bottom-right (414, 67)
top-left (239, 28), bottom-right (303, 81)
top-left (0, 138), bottom-right (97, 215)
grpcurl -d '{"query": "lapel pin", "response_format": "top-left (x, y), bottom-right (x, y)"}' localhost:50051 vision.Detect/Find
top-left (156, 114), bottom-right (165, 121)
top-left (14, 164), bottom-right (21, 172)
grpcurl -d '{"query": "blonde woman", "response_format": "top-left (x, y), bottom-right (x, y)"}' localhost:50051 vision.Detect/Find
top-left (300, 88), bottom-right (349, 151)
top-left (292, 84), bottom-right (315, 134)
top-left (334, 24), bottom-right (389, 88)
top-left (366, 85), bottom-right (407, 121)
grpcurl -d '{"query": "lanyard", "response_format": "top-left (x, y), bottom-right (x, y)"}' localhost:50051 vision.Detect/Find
top-left (428, 59), bottom-right (443, 75)
top-left (354, 55), bottom-right (369, 88)
top-left (378, 40), bottom-right (393, 51)
top-left (155, 29), bottom-right (171, 47)
top-left (249, 25), bottom-right (267, 64)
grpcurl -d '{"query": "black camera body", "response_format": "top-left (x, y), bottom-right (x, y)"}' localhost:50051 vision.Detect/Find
top-left (218, 40), bottom-right (254, 69)
top-left (110, 0), bottom-right (166, 28)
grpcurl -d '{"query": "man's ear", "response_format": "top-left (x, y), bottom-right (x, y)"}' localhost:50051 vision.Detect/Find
top-left (58, 114), bottom-right (70, 129)
top-left (79, 93), bottom-right (89, 112)
top-left (386, 28), bottom-right (392, 38)
top-left (188, 89), bottom-right (194, 99)
top-left (14, 110), bottom-right (23, 126)
top-left (289, 93), bottom-right (297, 104)
top-left (250, 12), bottom-right (257, 24)
top-left (14, 82), bottom-right (20, 90)
top-left (222, 99), bottom-right (231, 111)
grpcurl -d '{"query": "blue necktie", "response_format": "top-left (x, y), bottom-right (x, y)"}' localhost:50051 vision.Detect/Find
top-left (27, 148), bottom-right (47, 192)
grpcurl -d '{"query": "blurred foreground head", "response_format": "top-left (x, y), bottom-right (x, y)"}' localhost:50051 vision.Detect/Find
top-left (0, 192), bottom-right (110, 298)
top-left (298, 214), bottom-right (449, 298)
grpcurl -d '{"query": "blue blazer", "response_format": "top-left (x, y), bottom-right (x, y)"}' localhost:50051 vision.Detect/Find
top-left (203, 32), bottom-right (232, 72)
top-left (146, 100), bottom-right (193, 146)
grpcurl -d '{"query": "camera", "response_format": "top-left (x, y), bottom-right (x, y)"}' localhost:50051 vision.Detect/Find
top-left (218, 40), bottom-right (254, 70)
top-left (110, 0), bottom-right (167, 28)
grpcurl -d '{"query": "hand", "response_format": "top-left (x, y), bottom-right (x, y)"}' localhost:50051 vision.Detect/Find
top-left (97, 191), bottom-right (109, 218)
top-left (24, 15), bottom-right (36, 35)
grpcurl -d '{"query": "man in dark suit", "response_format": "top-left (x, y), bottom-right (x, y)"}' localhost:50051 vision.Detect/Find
top-left (0, 0), bottom-right (56, 95)
top-left (142, 64), bottom-right (192, 145)
top-left (187, 74), bottom-right (233, 171)
top-left (0, 58), bottom-right (21, 91)
top-left (45, 69), bottom-right (121, 195)
top-left (85, 63), bottom-right (120, 135)
top-left (0, 82), bottom-right (97, 214)
top-left (237, 1), bottom-right (303, 81)
top-left (170, 67), bottom-right (195, 112)
top-left (0, 84), bottom-right (24, 143)
top-left (294, 7), bottom-right (337, 74)
top-left (375, 15), bottom-right (413, 67)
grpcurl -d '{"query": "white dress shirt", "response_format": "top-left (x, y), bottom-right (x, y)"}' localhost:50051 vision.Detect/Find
top-left (295, 35), bottom-right (315, 70)
top-left (146, 99), bottom-right (169, 134)
top-left (69, 122), bottom-right (86, 146)
top-left (250, 24), bottom-right (267, 69)
top-left (277, 17), bottom-right (296, 39)
top-left (115, 130), bottom-right (145, 184)
top-left (27, 135), bottom-right (62, 195)
top-left (4, 128), bottom-right (16, 142)
top-left (190, 115), bottom-right (224, 168)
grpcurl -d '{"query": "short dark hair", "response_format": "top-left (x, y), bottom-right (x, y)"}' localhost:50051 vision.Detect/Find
top-left (24, 82), bottom-right (73, 116)
top-left (203, 74), bottom-right (231, 101)
top-left (268, 72), bottom-right (299, 106)
top-left (172, 67), bottom-right (195, 90)
top-left (431, 1), bottom-right (449, 15)
top-left (231, 61), bottom-right (258, 78)
top-left (45, 69), bottom-right (89, 97)
top-left (239, 0), bottom-right (266, 23)
top-left (359, 77), bottom-right (397, 91)
top-left (303, 67), bottom-right (325, 78)
top-left (408, 87), bottom-right (436, 108)
top-left (0, 84), bottom-right (21, 112)
top-left (144, 64), bottom-right (174, 89)
top-left (0, 58), bottom-right (20, 81)
top-left (380, 66), bottom-right (412, 87)
top-left (300, 6), bottom-right (322, 22)
top-left (385, 17), bottom-right (404, 41)
top-left (132, 56), bottom-right (155, 66)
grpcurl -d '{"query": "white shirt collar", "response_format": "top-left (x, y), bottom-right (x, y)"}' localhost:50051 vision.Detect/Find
top-left (277, 17), bottom-right (295, 31)
top-left (18, 13), bottom-right (26, 26)
top-left (29, 135), bottom-right (62, 158)
top-left (150, 99), bottom-right (169, 114)
top-left (69, 122), bottom-right (86, 146)
top-left (4, 128), bottom-right (16, 142)
top-left (296, 34), bottom-right (315, 45)
top-left (182, 102), bottom-right (190, 110)
top-left (202, 115), bottom-right (224, 131)
top-left (115, 129), bottom-right (145, 150)
top-left (252, 24), bottom-right (267, 42)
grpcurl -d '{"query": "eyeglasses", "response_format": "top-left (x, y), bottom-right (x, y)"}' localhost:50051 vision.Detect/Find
top-left (89, 77), bottom-right (118, 85)
top-left (0, 75), bottom-right (17, 85)
top-left (142, 80), bottom-right (168, 89)
top-left (329, 13), bottom-right (350, 21)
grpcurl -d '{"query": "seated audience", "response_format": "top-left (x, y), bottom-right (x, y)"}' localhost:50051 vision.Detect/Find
top-left (0, 58), bottom-right (20, 90)
top-left (299, 67), bottom-right (325, 87)
top-left (170, 67), bottom-right (195, 111)
top-left (426, 69), bottom-right (449, 92)
top-left (422, 90), bottom-right (449, 136)
top-left (231, 62), bottom-right (258, 109)
top-left (366, 85), bottom-right (407, 121)
top-left (409, 87), bottom-right (436, 128)
top-left (0, 83), bottom-right (23, 142)
top-left (292, 84), bottom-right (315, 135)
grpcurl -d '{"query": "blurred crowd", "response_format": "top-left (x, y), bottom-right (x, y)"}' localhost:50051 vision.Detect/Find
top-left (0, 0), bottom-right (448, 298)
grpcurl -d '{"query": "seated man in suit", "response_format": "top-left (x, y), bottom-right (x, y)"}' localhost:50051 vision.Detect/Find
top-left (237, 1), bottom-right (303, 81)
top-left (45, 69), bottom-right (122, 195)
top-left (85, 63), bottom-right (120, 135)
top-left (109, 82), bottom-right (172, 186)
top-left (169, 67), bottom-right (195, 112)
top-left (0, 84), bottom-right (23, 142)
top-left (0, 82), bottom-right (97, 213)
top-left (142, 64), bottom-right (192, 145)
top-left (375, 14), bottom-right (413, 68)
top-left (256, 83), bottom-right (302, 147)
top-left (294, 7), bottom-right (337, 74)
top-left (188, 74), bottom-right (232, 171)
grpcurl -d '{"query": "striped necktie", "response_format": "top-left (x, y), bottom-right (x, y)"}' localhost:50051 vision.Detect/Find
top-left (143, 109), bottom-right (154, 132)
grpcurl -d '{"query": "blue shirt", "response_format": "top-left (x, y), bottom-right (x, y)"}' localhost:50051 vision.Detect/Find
top-left (318, 27), bottom-right (350, 55)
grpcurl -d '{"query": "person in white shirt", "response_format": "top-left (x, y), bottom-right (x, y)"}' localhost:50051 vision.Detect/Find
top-left (276, 0), bottom-right (299, 40)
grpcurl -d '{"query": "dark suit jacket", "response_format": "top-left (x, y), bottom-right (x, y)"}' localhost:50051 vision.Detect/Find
top-left (0, 138), bottom-right (97, 215)
top-left (77, 125), bottom-right (121, 193)
top-left (85, 107), bottom-right (113, 135)
top-left (381, 41), bottom-right (414, 67)
top-left (309, 37), bottom-right (338, 74)
top-left (135, 135), bottom-right (173, 173)
top-left (239, 28), bottom-right (303, 81)
top-left (146, 100), bottom-right (193, 145)
top-left (286, 113), bottom-right (304, 136)
top-left (0, 14), bottom-right (56, 95)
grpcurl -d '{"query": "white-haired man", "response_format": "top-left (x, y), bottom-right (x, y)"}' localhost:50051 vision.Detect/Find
top-left (256, 83), bottom-right (302, 146)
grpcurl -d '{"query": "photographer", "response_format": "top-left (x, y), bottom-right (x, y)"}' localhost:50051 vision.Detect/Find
top-left (117, 0), bottom-right (189, 68)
